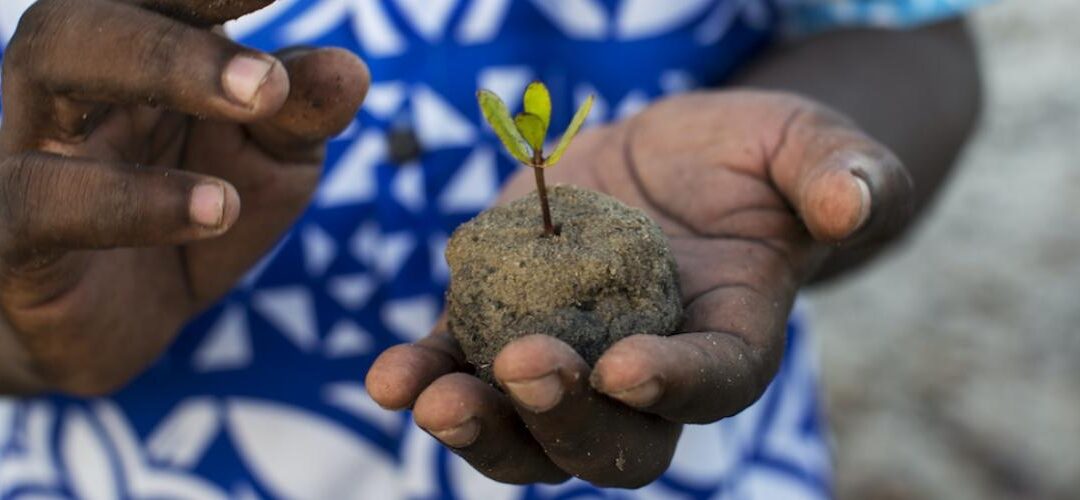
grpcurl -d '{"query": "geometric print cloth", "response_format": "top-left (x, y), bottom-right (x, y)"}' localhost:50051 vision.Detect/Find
top-left (0, 1), bottom-right (980, 498)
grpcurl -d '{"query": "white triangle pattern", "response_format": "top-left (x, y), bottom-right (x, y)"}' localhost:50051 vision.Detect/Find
top-left (193, 305), bottom-right (252, 373)
top-left (317, 131), bottom-right (385, 207)
top-left (301, 224), bottom-right (338, 277)
top-left (327, 274), bottom-right (378, 310)
top-left (364, 82), bottom-right (408, 121)
top-left (251, 287), bottom-right (320, 352)
top-left (392, 164), bottom-right (427, 213)
top-left (412, 85), bottom-right (478, 149)
top-left (438, 146), bottom-right (498, 213)
top-left (393, 0), bottom-right (458, 41)
top-left (382, 296), bottom-right (439, 341)
top-left (456, 0), bottom-right (513, 44)
top-left (350, 222), bottom-right (418, 281)
top-left (350, 0), bottom-right (407, 57)
top-left (323, 320), bottom-right (374, 358)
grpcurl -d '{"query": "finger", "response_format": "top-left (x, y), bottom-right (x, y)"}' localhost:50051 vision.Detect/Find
top-left (624, 91), bottom-right (912, 244)
top-left (494, 335), bottom-right (681, 488)
top-left (2, 0), bottom-right (288, 148)
top-left (366, 318), bottom-right (468, 410)
top-left (247, 47), bottom-right (370, 162)
top-left (765, 98), bottom-right (914, 244)
top-left (0, 152), bottom-right (239, 264)
top-left (413, 373), bottom-right (569, 485)
top-left (130, 0), bottom-right (275, 26)
top-left (591, 279), bottom-right (789, 424)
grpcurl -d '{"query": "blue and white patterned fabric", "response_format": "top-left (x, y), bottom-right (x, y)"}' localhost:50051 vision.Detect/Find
top-left (0, 1), bottom-right (978, 498)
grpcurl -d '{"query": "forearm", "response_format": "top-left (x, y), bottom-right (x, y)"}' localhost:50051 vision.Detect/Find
top-left (730, 18), bottom-right (983, 281)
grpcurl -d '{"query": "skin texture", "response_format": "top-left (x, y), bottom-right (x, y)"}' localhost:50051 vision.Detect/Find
top-left (366, 20), bottom-right (982, 487)
top-left (0, 0), bottom-right (369, 395)
top-left (733, 20), bottom-right (983, 281)
top-left (0, 0), bottom-right (982, 489)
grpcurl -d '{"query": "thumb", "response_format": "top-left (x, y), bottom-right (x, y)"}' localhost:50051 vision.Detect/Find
top-left (768, 102), bottom-right (914, 244)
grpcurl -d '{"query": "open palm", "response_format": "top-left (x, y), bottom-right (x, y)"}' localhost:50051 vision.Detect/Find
top-left (368, 90), bottom-right (912, 487)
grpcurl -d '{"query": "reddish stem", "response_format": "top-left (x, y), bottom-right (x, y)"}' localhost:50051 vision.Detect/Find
top-left (532, 151), bottom-right (555, 236)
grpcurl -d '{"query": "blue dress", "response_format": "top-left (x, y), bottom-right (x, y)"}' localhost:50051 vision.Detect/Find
top-left (0, 1), bottom-right (982, 498)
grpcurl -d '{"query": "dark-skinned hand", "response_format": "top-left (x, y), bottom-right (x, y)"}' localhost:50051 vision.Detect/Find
top-left (367, 91), bottom-right (913, 488)
top-left (0, 0), bottom-right (369, 395)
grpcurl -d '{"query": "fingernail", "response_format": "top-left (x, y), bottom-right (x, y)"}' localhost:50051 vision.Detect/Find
top-left (853, 176), bottom-right (872, 232)
top-left (430, 419), bottom-right (480, 448)
top-left (189, 183), bottom-right (225, 228)
top-left (504, 372), bottom-right (563, 413)
top-left (607, 378), bottom-right (663, 408)
top-left (223, 54), bottom-right (275, 107)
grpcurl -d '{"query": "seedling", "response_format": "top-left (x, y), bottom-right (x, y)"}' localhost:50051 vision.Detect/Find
top-left (477, 82), bottom-right (594, 236)
top-left (450, 85), bottom-right (680, 382)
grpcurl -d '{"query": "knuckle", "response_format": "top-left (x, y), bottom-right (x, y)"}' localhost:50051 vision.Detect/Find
top-left (5, 0), bottom-right (71, 75)
top-left (135, 21), bottom-right (187, 95)
top-left (99, 171), bottom-right (141, 233)
top-left (0, 153), bottom-right (48, 243)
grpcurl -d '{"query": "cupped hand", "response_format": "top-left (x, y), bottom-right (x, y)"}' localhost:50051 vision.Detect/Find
top-left (367, 91), bottom-right (912, 487)
top-left (0, 0), bottom-right (369, 395)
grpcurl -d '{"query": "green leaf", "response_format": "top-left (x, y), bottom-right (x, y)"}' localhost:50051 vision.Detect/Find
top-left (476, 90), bottom-right (532, 164)
top-left (514, 113), bottom-right (546, 154)
top-left (546, 94), bottom-right (595, 167)
top-left (523, 82), bottom-right (551, 136)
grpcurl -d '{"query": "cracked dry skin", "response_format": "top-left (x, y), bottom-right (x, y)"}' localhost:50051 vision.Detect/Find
top-left (446, 185), bottom-right (683, 383)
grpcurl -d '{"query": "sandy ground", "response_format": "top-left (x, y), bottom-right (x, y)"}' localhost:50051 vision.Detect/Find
top-left (806, 1), bottom-right (1080, 499)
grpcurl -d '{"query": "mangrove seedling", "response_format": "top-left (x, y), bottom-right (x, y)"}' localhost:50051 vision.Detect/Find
top-left (477, 82), bottom-right (594, 236)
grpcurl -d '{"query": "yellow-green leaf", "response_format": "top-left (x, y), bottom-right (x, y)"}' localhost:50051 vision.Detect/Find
top-left (514, 113), bottom-right (546, 154)
top-left (546, 95), bottom-right (595, 167)
top-left (523, 82), bottom-right (551, 135)
top-left (477, 90), bottom-right (532, 164)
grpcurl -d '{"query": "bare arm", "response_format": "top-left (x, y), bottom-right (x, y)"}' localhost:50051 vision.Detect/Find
top-left (367, 19), bottom-right (979, 487)
top-left (732, 18), bottom-right (983, 281)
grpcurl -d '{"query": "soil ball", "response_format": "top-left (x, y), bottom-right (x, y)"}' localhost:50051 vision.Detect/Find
top-left (446, 185), bottom-right (682, 382)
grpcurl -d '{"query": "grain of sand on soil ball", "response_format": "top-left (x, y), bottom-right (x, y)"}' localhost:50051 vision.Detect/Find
top-left (446, 185), bottom-right (683, 382)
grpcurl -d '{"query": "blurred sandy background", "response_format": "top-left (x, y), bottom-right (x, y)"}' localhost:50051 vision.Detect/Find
top-left (807, 1), bottom-right (1080, 499)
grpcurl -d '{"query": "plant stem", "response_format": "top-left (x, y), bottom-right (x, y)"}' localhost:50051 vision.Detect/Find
top-left (532, 151), bottom-right (555, 236)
